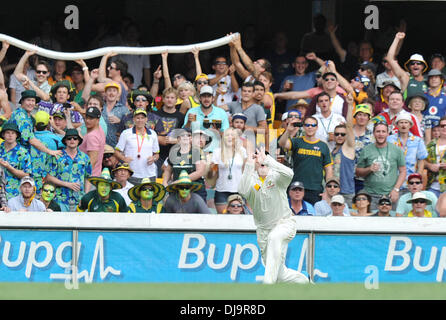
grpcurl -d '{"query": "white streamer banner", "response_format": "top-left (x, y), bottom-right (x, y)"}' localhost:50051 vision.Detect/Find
top-left (0, 33), bottom-right (240, 60)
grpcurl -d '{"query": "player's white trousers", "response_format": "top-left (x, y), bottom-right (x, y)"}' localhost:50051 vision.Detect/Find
top-left (257, 216), bottom-right (309, 284)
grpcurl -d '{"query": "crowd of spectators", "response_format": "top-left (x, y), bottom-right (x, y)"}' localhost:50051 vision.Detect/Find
top-left (0, 14), bottom-right (446, 217)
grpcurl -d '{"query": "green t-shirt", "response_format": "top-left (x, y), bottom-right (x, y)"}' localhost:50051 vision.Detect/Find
top-left (404, 76), bottom-right (427, 99)
top-left (128, 200), bottom-right (165, 213)
top-left (77, 190), bottom-right (128, 213)
top-left (356, 143), bottom-right (406, 195)
top-left (290, 137), bottom-right (333, 192)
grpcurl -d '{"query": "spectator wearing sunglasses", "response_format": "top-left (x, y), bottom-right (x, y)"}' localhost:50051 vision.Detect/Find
top-left (386, 32), bottom-right (427, 99)
top-left (395, 173), bottom-right (438, 217)
top-left (279, 116), bottom-right (333, 205)
top-left (225, 194), bottom-right (249, 215)
top-left (314, 178), bottom-right (349, 216)
top-left (40, 181), bottom-right (61, 212)
top-left (164, 170), bottom-right (210, 214)
top-left (372, 195), bottom-right (392, 217)
top-left (351, 190), bottom-right (373, 216)
top-left (127, 177), bottom-right (166, 213)
top-left (208, 56), bottom-right (239, 107)
top-left (46, 129), bottom-right (92, 212)
top-left (287, 181), bottom-right (315, 216)
top-left (332, 96), bottom-right (356, 206)
top-left (119, 89), bottom-right (158, 132)
top-left (13, 51), bottom-right (51, 103)
top-left (102, 144), bottom-right (120, 172)
top-left (350, 74), bottom-right (370, 105)
top-left (406, 192), bottom-right (434, 217)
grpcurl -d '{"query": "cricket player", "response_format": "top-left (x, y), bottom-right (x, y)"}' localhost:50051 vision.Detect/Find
top-left (238, 146), bottom-right (309, 284)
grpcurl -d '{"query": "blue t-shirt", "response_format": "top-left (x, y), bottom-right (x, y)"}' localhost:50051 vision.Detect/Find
top-left (423, 91), bottom-right (446, 129)
top-left (289, 199), bottom-right (315, 216)
top-left (279, 72), bottom-right (316, 109)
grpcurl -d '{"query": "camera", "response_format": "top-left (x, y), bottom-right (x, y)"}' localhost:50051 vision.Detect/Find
top-left (62, 103), bottom-right (72, 110)
top-left (293, 122), bottom-right (303, 127)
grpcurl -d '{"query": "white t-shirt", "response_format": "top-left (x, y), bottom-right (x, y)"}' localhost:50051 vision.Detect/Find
top-left (115, 128), bottom-right (160, 178)
top-left (431, 144), bottom-right (446, 191)
top-left (114, 181), bottom-right (134, 206)
top-left (315, 95), bottom-right (344, 118)
top-left (207, 74), bottom-right (234, 106)
top-left (212, 147), bottom-right (247, 192)
top-left (9, 70), bottom-right (36, 106)
top-left (314, 112), bottom-right (346, 151)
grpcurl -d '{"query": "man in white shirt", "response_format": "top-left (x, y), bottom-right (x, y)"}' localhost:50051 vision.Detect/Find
top-left (115, 108), bottom-right (160, 184)
top-left (112, 162), bottom-right (134, 206)
top-left (314, 92), bottom-right (346, 151)
top-left (238, 146), bottom-right (309, 284)
top-left (207, 55), bottom-right (239, 106)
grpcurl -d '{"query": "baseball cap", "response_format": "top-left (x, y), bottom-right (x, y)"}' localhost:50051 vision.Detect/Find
top-left (408, 173), bottom-right (423, 182)
top-left (289, 181), bottom-right (305, 190)
top-left (195, 73), bottom-right (209, 81)
top-left (53, 112), bottom-right (66, 119)
top-left (330, 195), bottom-right (345, 205)
top-left (20, 176), bottom-right (35, 187)
top-left (287, 109), bottom-right (302, 118)
top-left (326, 177), bottom-right (340, 186)
top-left (34, 110), bottom-right (50, 126)
top-left (199, 85), bottom-right (214, 96)
top-left (86, 106), bottom-right (101, 119)
top-left (359, 61), bottom-right (377, 74)
top-left (378, 80), bottom-right (401, 90)
top-left (133, 108), bottom-right (147, 117)
top-left (232, 113), bottom-right (248, 122)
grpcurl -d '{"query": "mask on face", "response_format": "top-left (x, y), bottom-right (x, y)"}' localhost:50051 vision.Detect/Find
top-left (140, 189), bottom-right (154, 200)
top-left (41, 187), bottom-right (55, 202)
top-left (97, 182), bottom-right (111, 198)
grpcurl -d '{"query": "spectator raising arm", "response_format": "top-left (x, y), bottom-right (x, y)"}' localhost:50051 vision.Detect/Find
top-left (327, 23), bottom-right (347, 63)
top-left (229, 33), bottom-right (256, 80)
top-left (75, 59), bottom-right (90, 84)
top-left (161, 51), bottom-right (172, 89)
top-left (386, 32), bottom-right (410, 93)
top-left (98, 52), bottom-right (118, 83)
top-left (326, 60), bottom-right (354, 95)
top-left (0, 41), bottom-right (9, 64)
top-left (0, 88), bottom-right (11, 120)
top-left (81, 68), bottom-right (100, 103)
top-left (191, 47), bottom-right (202, 78)
top-left (150, 65), bottom-right (162, 98)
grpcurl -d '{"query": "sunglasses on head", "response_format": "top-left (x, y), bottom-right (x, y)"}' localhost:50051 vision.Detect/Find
top-left (36, 70), bottom-right (48, 75)
top-left (408, 181), bottom-right (422, 185)
top-left (334, 132), bottom-right (346, 137)
top-left (304, 123), bottom-right (317, 128)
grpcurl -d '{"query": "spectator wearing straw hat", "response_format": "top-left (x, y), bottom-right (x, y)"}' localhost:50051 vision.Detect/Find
top-left (127, 177), bottom-right (166, 213)
top-left (77, 167), bottom-right (127, 212)
top-left (0, 122), bottom-right (32, 200)
top-left (112, 162), bottom-right (134, 206)
top-left (406, 192), bottom-right (433, 217)
top-left (102, 144), bottom-right (120, 172)
top-left (164, 170), bottom-right (211, 214)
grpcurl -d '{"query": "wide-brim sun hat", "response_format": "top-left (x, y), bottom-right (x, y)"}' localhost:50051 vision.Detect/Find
top-left (405, 94), bottom-right (429, 111)
top-left (127, 177), bottom-right (166, 202)
top-left (88, 168), bottom-right (122, 190)
top-left (62, 128), bottom-right (83, 145)
top-left (406, 191), bottom-right (432, 205)
top-left (404, 54), bottom-right (428, 73)
top-left (166, 170), bottom-right (202, 193)
top-left (0, 122), bottom-right (21, 140)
